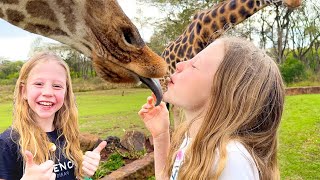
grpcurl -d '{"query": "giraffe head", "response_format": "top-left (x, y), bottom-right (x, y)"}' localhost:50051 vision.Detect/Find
top-left (0, 0), bottom-right (167, 104)
top-left (86, 1), bottom-right (167, 84)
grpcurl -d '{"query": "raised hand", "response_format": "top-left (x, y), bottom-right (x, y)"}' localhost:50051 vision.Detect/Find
top-left (138, 94), bottom-right (170, 138)
top-left (82, 141), bottom-right (107, 177)
top-left (21, 151), bottom-right (56, 180)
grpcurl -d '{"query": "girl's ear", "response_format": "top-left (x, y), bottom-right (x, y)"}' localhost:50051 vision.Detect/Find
top-left (21, 82), bottom-right (27, 100)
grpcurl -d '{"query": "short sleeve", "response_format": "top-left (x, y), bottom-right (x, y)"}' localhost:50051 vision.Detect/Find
top-left (218, 151), bottom-right (259, 180)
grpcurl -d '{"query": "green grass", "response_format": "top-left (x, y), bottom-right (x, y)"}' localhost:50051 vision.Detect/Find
top-left (0, 88), bottom-right (151, 137)
top-left (76, 89), bottom-right (151, 137)
top-left (0, 88), bottom-right (319, 179)
top-left (279, 94), bottom-right (320, 179)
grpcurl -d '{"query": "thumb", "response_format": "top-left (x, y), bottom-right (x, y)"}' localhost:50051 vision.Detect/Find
top-left (25, 150), bottom-right (35, 167)
top-left (93, 141), bottom-right (107, 153)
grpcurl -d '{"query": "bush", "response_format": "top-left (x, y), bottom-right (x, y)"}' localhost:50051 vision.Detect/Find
top-left (280, 57), bottom-right (306, 84)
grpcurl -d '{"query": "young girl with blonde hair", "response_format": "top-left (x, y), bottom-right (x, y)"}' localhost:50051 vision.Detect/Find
top-left (0, 52), bottom-right (106, 180)
top-left (139, 37), bottom-right (284, 180)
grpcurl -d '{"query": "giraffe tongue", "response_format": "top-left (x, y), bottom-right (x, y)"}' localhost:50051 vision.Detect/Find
top-left (139, 77), bottom-right (163, 106)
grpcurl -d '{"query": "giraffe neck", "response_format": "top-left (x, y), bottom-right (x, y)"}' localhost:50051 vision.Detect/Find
top-left (0, 0), bottom-right (93, 56)
top-left (162, 0), bottom-right (281, 75)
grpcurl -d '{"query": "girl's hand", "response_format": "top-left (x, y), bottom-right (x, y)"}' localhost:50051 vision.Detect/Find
top-left (21, 151), bottom-right (56, 180)
top-left (82, 141), bottom-right (107, 177)
top-left (138, 94), bottom-right (170, 138)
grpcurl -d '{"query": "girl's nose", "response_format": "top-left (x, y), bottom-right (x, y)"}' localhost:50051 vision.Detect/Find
top-left (42, 85), bottom-right (54, 96)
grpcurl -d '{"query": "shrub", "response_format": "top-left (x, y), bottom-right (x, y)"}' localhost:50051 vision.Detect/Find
top-left (280, 57), bottom-right (306, 84)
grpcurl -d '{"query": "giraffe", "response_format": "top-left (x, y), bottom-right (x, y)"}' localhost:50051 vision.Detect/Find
top-left (0, 0), bottom-right (167, 105)
top-left (161, 0), bottom-right (302, 127)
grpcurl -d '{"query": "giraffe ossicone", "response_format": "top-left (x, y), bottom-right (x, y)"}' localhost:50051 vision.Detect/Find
top-left (0, 0), bottom-right (167, 102)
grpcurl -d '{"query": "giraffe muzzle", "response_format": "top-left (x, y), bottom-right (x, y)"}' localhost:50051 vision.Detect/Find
top-left (139, 77), bottom-right (163, 106)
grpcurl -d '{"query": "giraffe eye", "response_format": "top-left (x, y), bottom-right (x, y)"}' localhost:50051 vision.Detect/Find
top-left (121, 27), bottom-right (144, 47)
top-left (122, 27), bottom-right (136, 45)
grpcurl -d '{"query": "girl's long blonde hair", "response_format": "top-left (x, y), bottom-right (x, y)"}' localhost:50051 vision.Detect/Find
top-left (11, 52), bottom-right (83, 178)
top-left (165, 37), bottom-right (285, 180)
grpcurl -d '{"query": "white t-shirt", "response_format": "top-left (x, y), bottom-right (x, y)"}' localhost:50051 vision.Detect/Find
top-left (170, 138), bottom-right (260, 180)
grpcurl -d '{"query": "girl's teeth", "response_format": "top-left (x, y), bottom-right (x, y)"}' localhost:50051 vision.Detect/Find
top-left (39, 102), bottom-right (53, 106)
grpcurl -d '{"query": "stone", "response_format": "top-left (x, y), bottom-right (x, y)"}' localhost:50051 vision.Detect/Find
top-left (120, 130), bottom-right (146, 152)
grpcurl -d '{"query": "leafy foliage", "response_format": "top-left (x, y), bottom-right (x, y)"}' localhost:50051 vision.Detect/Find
top-left (92, 153), bottom-right (125, 179)
top-left (280, 56), bottom-right (306, 83)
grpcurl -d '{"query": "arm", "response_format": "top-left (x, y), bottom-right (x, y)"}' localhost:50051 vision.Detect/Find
top-left (138, 95), bottom-right (170, 180)
top-left (153, 130), bottom-right (170, 180)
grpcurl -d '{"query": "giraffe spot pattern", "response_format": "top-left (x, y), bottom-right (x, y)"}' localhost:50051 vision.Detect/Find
top-left (196, 22), bottom-right (202, 35)
top-left (247, 0), bottom-right (255, 9)
top-left (25, 23), bottom-right (68, 37)
top-left (189, 31), bottom-right (195, 45)
top-left (186, 47), bottom-right (193, 59)
top-left (56, 0), bottom-right (76, 33)
top-left (186, 46), bottom-right (192, 58)
top-left (199, 12), bottom-right (205, 21)
top-left (195, 48), bottom-right (202, 54)
top-left (26, 0), bottom-right (58, 23)
top-left (169, 44), bottom-right (174, 52)
top-left (230, 13), bottom-right (237, 24)
top-left (188, 22), bottom-right (195, 33)
top-left (182, 36), bottom-right (188, 44)
top-left (171, 61), bottom-right (176, 70)
top-left (202, 29), bottom-right (209, 40)
top-left (203, 15), bottom-right (211, 25)
top-left (164, 50), bottom-right (169, 57)
top-left (0, 9), bottom-right (4, 18)
top-left (177, 45), bottom-right (185, 58)
top-left (211, 21), bottom-right (218, 32)
top-left (220, 16), bottom-right (227, 28)
top-left (239, 6), bottom-right (249, 18)
top-left (229, 0), bottom-right (237, 10)
top-left (197, 41), bottom-right (204, 50)
top-left (176, 36), bottom-right (182, 44)
top-left (1, 0), bottom-right (19, 4)
top-left (211, 9), bottom-right (217, 18)
top-left (256, 0), bottom-right (261, 7)
top-left (193, 13), bottom-right (198, 20)
top-left (173, 44), bottom-right (179, 53)
top-left (6, 9), bottom-right (25, 24)
top-left (169, 54), bottom-right (176, 63)
top-left (219, 3), bottom-right (226, 14)
top-left (181, 44), bottom-right (187, 54)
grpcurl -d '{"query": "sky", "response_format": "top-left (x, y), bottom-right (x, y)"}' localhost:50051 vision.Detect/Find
top-left (0, 0), bottom-right (160, 61)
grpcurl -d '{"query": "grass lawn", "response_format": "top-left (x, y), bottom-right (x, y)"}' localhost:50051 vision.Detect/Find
top-left (279, 94), bottom-right (320, 179)
top-left (0, 88), bottom-right (319, 179)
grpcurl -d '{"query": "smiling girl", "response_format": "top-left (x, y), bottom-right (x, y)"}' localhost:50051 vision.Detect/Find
top-left (0, 52), bottom-right (106, 180)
